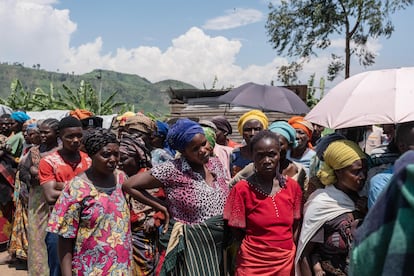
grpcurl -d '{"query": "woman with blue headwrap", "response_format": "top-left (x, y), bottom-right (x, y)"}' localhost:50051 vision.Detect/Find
top-left (151, 120), bottom-right (175, 165)
top-left (124, 118), bottom-right (229, 276)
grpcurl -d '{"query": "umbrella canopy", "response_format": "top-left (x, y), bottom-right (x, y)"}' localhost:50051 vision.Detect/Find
top-left (305, 67), bottom-right (414, 129)
top-left (216, 82), bottom-right (310, 114)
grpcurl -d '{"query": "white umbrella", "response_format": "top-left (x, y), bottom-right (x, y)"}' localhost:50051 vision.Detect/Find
top-left (305, 67), bottom-right (414, 129)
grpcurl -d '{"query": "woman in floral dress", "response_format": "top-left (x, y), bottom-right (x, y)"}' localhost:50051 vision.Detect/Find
top-left (47, 129), bottom-right (132, 275)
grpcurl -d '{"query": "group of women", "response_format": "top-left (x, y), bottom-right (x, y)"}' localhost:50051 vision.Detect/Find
top-left (1, 108), bottom-right (373, 276)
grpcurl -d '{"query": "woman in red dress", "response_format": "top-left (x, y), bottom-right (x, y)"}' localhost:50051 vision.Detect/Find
top-left (224, 130), bottom-right (303, 275)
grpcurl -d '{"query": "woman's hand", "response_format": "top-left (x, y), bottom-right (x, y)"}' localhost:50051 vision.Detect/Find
top-left (160, 206), bottom-right (170, 234)
top-left (313, 262), bottom-right (326, 276)
top-left (355, 196), bottom-right (368, 216)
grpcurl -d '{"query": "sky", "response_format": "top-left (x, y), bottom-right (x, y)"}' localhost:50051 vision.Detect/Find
top-left (1, 0), bottom-right (413, 91)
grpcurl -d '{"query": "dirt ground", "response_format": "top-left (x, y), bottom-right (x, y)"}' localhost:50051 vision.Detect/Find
top-left (0, 251), bottom-right (28, 275)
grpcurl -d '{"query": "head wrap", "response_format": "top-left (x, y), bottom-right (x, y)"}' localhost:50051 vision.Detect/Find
top-left (125, 113), bottom-right (156, 135)
top-left (167, 118), bottom-right (204, 152)
top-left (202, 126), bottom-right (216, 149)
top-left (116, 111), bottom-right (136, 127)
top-left (288, 116), bottom-right (313, 148)
top-left (199, 120), bottom-right (217, 131)
top-left (83, 128), bottom-right (118, 157)
top-left (317, 139), bottom-right (366, 185)
top-left (80, 116), bottom-right (103, 128)
top-left (11, 111), bottom-right (30, 123)
top-left (155, 120), bottom-right (169, 137)
top-left (69, 109), bottom-right (94, 120)
top-left (23, 118), bottom-right (37, 128)
top-left (58, 116), bottom-right (82, 130)
top-left (26, 123), bottom-right (38, 131)
top-left (315, 133), bottom-right (346, 160)
top-left (237, 110), bottom-right (269, 135)
top-left (120, 133), bottom-right (152, 169)
top-left (269, 121), bottom-right (298, 148)
top-left (211, 116), bottom-right (232, 134)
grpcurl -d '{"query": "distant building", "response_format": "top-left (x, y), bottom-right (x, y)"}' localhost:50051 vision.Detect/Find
top-left (167, 85), bottom-right (308, 143)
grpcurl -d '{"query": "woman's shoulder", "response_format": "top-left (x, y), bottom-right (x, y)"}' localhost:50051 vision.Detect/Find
top-left (231, 178), bottom-right (252, 192)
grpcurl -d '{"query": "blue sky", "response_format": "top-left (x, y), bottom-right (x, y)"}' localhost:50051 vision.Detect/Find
top-left (1, 0), bottom-right (413, 90)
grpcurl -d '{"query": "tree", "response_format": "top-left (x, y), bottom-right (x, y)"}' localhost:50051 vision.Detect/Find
top-left (60, 80), bottom-right (127, 115)
top-left (266, 0), bottom-right (413, 80)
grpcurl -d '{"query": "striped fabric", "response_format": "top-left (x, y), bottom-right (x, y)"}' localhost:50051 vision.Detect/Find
top-left (350, 159), bottom-right (414, 276)
top-left (159, 215), bottom-right (224, 276)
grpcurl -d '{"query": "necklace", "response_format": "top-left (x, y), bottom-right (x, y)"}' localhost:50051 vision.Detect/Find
top-left (250, 175), bottom-right (284, 218)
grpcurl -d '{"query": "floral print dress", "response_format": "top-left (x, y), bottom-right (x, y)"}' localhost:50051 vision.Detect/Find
top-left (47, 169), bottom-right (132, 275)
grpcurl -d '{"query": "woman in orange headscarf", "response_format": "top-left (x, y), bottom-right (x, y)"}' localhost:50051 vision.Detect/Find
top-left (288, 116), bottom-right (316, 176)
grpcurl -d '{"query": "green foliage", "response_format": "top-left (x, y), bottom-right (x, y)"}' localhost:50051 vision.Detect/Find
top-left (1, 79), bottom-right (132, 115)
top-left (306, 74), bottom-right (326, 108)
top-left (0, 64), bottom-right (197, 116)
top-left (277, 61), bottom-right (304, 85)
top-left (266, 0), bottom-right (413, 79)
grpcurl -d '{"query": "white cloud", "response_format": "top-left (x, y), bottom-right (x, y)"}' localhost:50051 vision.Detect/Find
top-left (202, 8), bottom-right (263, 30)
top-left (0, 0), bottom-right (380, 91)
top-left (0, 0), bottom-right (76, 69)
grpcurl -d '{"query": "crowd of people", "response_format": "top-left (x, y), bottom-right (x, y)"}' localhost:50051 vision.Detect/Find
top-left (0, 107), bottom-right (412, 276)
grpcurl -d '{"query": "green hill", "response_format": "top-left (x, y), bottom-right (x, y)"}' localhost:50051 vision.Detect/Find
top-left (0, 63), bottom-right (196, 116)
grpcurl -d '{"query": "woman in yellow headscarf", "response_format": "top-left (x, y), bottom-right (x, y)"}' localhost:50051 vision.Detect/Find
top-left (230, 110), bottom-right (268, 177)
top-left (295, 139), bottom-right (368, 276)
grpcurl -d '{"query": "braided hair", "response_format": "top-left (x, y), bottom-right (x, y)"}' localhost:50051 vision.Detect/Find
top-left (83, 128), bottom-right (118, 157)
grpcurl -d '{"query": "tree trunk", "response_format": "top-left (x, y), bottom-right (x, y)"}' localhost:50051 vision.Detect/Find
top-left (345, 33), bottom-right (351, 79)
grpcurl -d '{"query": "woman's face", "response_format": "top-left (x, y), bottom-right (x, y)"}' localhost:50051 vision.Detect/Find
top-left (60, 127), bottom-right (83, 152)
top-left (119, 152), bottom-right (138, 177)
top-left (39, 125), bottom-right (58, 146)
top-left (28, 129), bottom-right (41, 145)
top-left (215, 128), bottom-right (227, 146)
top-left (242, 119), bottom-right (264, 145)
top-left (336, 159), bottom-right (367, 193)
top-left (93, 143), bottom-right (120, 175)
top-left (182, 133), bottom-right (210, 166)
top-left (295, 128), bottom-right (309, 149)
top-left (278, 135), bottom-right (289, 160)
top-left (253, 136), bottom-right (280, 178)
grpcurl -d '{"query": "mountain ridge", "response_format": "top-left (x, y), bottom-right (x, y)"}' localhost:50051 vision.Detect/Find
top-left (0, 63), bottom-right (197, 116)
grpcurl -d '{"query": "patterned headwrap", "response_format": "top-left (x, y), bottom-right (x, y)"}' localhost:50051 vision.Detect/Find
top-left (125, 113), bottom-right (156, 135)
top-left (237, 109), bottom-right (269, 135)
top-left (211, 116), bottom-right (232, 134)
top-left (315, 133), bottom-right (346, 160)
top-left (288, 116), bottom-right (314, 148)
top-left (317, 139), bottom-right (366, 185)
top-left (202, 126), bottom-right (216, 149)
top-left (11, 111), bottom-right (30, 123)
top-left (116, 111), bottom-right (136, 127)
top-left (269, 120), bottom-right (298, 148)
top-left (83, 128), bottom-right (118, 157)
top-left (167, 118), bottom-right (204, 152)
top-left (69, 109), bottom-right (94, 120)
top-left (120, 133), bottom-right (152, 169)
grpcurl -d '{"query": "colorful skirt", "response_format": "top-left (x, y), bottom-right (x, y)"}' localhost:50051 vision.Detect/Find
top-left (27, 185), bottom-right (49, 276)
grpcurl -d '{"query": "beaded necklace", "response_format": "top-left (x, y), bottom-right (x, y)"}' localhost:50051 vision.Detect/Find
top-left (250, 174), bottom-right (286, 218)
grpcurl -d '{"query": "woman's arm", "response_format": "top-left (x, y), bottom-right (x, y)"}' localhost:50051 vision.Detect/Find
top-left (293, 218), bottom-right (302, 244)
top-left (299, 241), bottom-right (321, 276)
top-left (123, 170), bottom-right (170, 232)
top-left (58, 236), bottom-right (74, 276)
